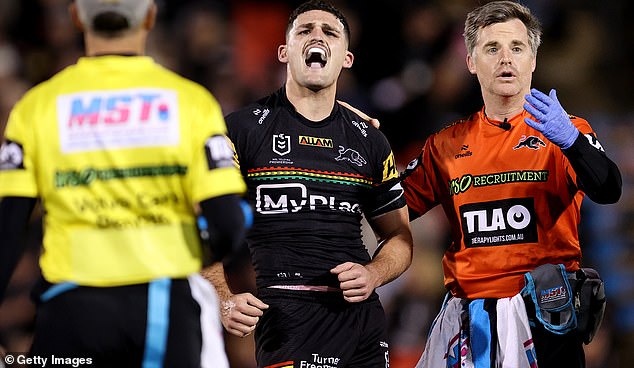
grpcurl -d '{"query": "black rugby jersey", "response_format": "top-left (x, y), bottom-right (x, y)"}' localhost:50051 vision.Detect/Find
top-left (226, 88), bottom-right (401, 288)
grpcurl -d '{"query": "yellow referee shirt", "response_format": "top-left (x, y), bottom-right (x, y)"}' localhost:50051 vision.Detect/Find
top-left (0, 56), bottom-right (246, 286)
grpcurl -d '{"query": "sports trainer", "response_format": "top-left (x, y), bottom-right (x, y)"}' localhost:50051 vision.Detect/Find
top-left (400, 1), bottom-right (622, 367)
top-left (0, 1), bottom-right (247, 367)
top-left (203, 1), bottom-right (413, 367)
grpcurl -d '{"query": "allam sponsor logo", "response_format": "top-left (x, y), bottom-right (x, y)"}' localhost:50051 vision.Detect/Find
top-left (449, 170), bottom-right (549, 196)
top-left (299, 135), bottom-right (333, 148)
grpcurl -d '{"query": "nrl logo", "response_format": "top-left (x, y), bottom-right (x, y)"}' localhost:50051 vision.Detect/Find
top-left (273, 133), bottom-right (291, 156)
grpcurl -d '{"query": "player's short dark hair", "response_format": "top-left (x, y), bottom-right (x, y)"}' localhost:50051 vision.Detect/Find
top-left (464, 0), bottom-right (542, 56)
top-left (286, 0), bottom-right (351, 43)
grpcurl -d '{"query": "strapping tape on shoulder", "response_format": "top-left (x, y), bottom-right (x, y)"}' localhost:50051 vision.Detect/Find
top-left (521, 263), bottom-right (577, 335)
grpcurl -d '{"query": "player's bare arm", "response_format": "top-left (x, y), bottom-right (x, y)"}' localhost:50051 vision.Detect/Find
top-left (331, 206), bottom-right (412, 303)
top-left (200, 263), bottom-right (268, 337)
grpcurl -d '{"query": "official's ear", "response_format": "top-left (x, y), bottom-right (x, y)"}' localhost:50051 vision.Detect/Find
top-left (144, 3), bottom-right (157, 30)
top-left (68, 2), bottom-right (85, 32)
top-left (278, 45), bottom-right (288, 63)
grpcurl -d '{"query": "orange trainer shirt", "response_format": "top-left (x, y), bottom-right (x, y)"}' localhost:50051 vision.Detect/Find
top-left (402, 107), bottom-right (594, 299)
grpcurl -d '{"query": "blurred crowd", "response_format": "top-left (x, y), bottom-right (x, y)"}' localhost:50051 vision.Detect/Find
top-left (1, 0), bottom-right (632, 367)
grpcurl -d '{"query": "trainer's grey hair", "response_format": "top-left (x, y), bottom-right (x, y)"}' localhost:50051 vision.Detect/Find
top-left (463, 1), bottom-right (542, 56)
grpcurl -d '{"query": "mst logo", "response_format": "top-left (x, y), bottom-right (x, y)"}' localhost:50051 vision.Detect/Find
top-left (57, 88), bottom-right (180, 152)
top-left (541, 286), bottom-right (567, 304)
top-left (460, 198), bottom-right (537, 247)
top-left (255, 183), bottom-right (361, 214)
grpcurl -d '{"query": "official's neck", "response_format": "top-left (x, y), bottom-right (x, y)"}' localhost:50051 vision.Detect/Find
top-left (84, 30), bottom-right (147, 57)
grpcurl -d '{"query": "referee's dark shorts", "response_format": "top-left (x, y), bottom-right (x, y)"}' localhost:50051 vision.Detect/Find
top-left (29, 275), bottom-right (228, 368)
top-left (255, 288), bottom-right (389, 368)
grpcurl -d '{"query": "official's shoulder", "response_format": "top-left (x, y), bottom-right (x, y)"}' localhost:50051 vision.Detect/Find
top-left (10, 67), bottom-right (72, 110)
top-left (154, 66), bottom-right (214, 98)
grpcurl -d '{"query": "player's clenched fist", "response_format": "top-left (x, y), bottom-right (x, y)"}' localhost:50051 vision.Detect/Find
top-left (220, 293), bottom-right (269, 337)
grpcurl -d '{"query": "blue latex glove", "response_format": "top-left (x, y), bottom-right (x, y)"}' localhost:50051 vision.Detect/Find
top-left (523, 88), bottom-right (579, 149)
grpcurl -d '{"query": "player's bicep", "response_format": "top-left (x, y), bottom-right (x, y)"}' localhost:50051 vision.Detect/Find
top-left (363, 178), bottom-right (406, 219)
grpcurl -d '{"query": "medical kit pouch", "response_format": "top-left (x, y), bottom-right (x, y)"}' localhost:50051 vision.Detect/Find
top-left (521, 263), bottom-right (577, 335)
top-left (574, 268), bottom-right (606, 344)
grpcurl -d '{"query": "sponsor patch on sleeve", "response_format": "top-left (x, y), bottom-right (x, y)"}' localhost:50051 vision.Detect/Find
top-left (583, 133), bottom-right (604, 152)
top-left (382, 152), bottom-right (398, 181)
top-left (205, 134), bottom-right (235, 170)
top-left (0, 139), bottom-right (25, 170)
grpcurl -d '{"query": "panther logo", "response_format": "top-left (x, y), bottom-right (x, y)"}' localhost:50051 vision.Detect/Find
top-left (513, 135), bottom-right (546, 150)
top-left (335, 146), bottom-right (367, 166)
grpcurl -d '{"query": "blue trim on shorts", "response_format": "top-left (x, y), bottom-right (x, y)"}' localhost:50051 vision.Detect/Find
top-left (469, 299), bottom-right (491, 368)
top-left (40, 282), bottom-right (78, 302)
top-left (142, 278), bottom-right (171, 368)
top-left (240, 199), bottom-right (253, 229)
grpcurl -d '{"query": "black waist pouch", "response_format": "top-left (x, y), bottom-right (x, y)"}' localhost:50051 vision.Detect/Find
top-left (522, 264), bottom-right (607, 344)
top-left (574, 268), bottom-right (606, 344)
top-left (521, 263), bottom-right (577, 335)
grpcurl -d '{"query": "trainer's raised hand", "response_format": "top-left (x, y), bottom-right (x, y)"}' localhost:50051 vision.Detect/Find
top-left (523, 88), bottom-right (579, 149)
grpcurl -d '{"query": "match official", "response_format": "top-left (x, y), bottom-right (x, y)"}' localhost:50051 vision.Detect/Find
top-left (0, 1), bottom-right (247, 367)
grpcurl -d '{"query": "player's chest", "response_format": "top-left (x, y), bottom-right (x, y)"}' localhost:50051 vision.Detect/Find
top-left (246, 123), bottom-right (374, 179)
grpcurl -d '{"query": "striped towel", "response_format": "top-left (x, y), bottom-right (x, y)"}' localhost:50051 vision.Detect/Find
top-left (416, 294), bottom-right (538, 368)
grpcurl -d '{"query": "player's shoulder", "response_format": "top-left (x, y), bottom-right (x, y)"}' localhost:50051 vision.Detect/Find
top-left (336, 103), bottom-right (385, 142)
top-left (224, 90), bottom-right (283, 130)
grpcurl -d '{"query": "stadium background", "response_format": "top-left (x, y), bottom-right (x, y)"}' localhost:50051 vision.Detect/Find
top-left (0, 0), bottom-right (632, 367)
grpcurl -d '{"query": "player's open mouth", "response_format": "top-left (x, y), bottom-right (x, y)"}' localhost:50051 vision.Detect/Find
top-left (305, 47), bottom-right (327, 68)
